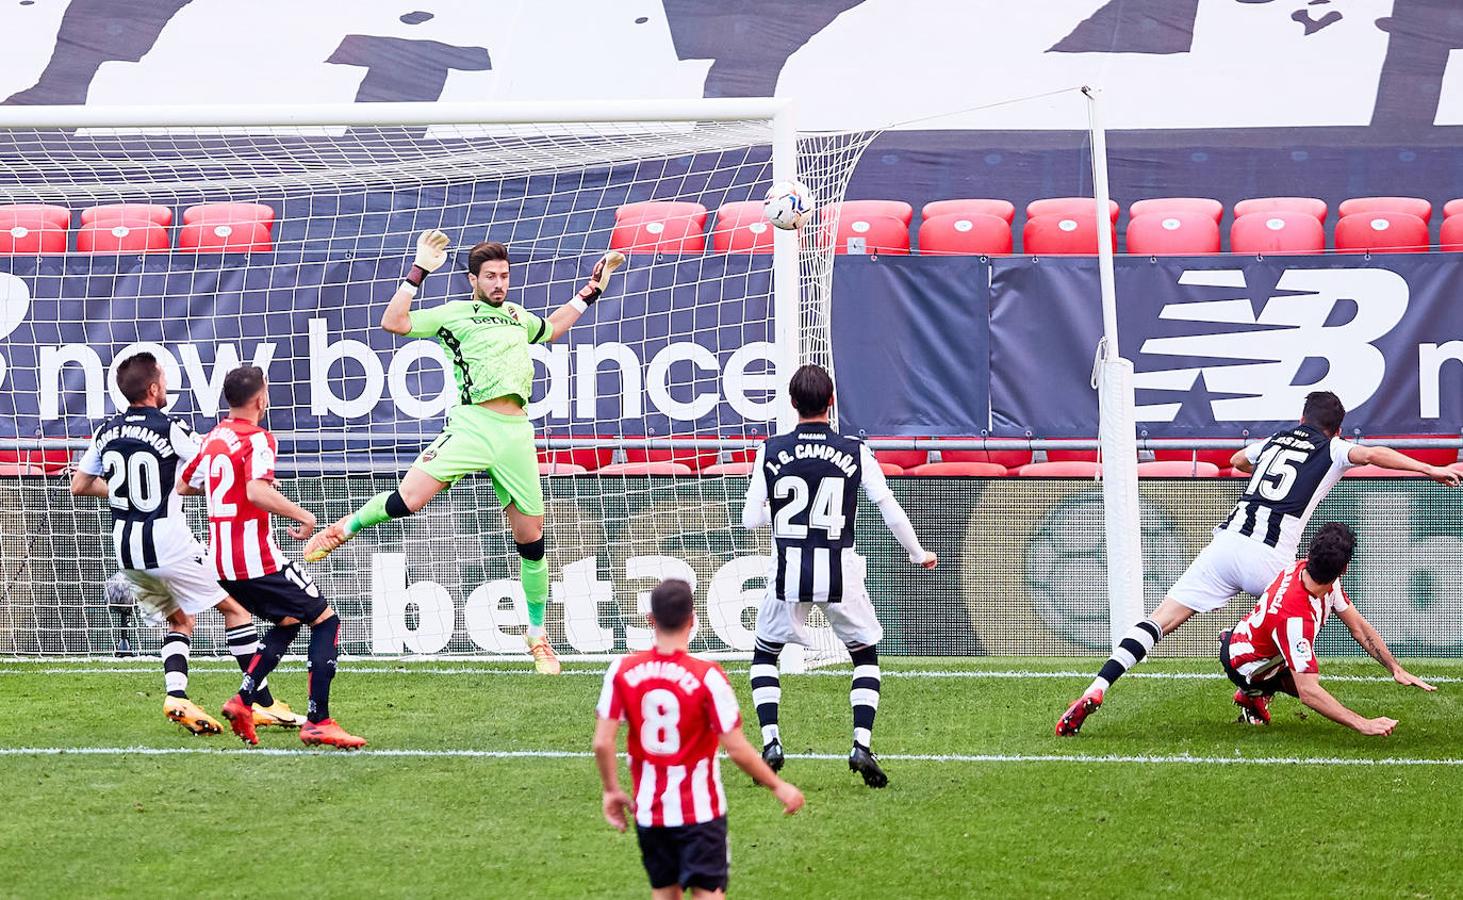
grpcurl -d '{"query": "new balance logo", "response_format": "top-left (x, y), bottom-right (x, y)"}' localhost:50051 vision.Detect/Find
top-left (1133, 268), bottom-right (1410, 423)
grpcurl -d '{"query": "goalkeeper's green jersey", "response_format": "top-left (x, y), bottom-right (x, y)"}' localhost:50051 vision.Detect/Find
top-left (406, 299), bottom-right (553, 408)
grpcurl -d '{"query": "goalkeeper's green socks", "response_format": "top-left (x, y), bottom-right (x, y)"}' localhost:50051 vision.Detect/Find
top-left (517, 538), bottom-right (549, 640)
top-left (346, 490), bottom-right (412, 536)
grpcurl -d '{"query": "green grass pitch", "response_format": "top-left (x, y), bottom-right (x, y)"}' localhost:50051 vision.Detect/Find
top-left (2, 657), bottom-right (1460, 898)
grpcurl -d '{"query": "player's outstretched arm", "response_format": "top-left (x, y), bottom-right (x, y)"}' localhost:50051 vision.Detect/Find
top-left (720, 727), bottom-right (804, 815)
top-left (1292, 671), bottom-right (1398, 735)
top-left (1348, 444), bottom-right (1462, 485)
top-left (544, 251), bottom-right (625, 342)
top-left (859, 445), bottom-right (936, 568)
top-left (382, 229), bottom-right (451, 335)
top-left (244, 479), bottom-right (318, 541)
top-left (591, 717), bottom-right (632, 832)
top-left (740, 444), bottom-right (771, 530)
top-left (1336, 606), bottom-right (1436, 691)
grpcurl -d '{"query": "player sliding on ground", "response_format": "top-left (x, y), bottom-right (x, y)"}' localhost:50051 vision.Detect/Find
top-left (70, 352), bottom-right (305, 735)
top-left (741, 365), bottom-right (937, 788)
top-left (304, 231), bottom-right (624, 675)
top-left (594, 578), bottom-right (804, 899)
top-left (1221, 522), bottom-right (1434, 734)
top-left (182, 366), bottom-right (364, 749)
top-left (1057, 390), bottom-right (1460, 736)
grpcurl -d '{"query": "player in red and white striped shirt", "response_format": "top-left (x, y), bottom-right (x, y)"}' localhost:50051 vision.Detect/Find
top-left (179, 366), bottom-right (364, 749)
top-left (1221, 522), bottom-right (1435, 735)
top-left (594, 579), bottom-right (803, 898)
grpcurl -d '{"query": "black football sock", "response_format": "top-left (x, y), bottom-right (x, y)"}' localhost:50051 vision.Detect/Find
top-left (750, 638), bottom-right (784, 747)
top-left (849, 644), bottom-right (881, 751)
top-left (1089, 617), bottom-right (1163, 694)
top-left (240, 623), bottom-right (299, 706)
top-left (306, 614), bottom-right (341, 724)
top-left (225, 624), bottom-right (274, 707)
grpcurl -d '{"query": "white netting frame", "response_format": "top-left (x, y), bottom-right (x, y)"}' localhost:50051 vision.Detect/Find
top-left (0, 101), bottom-right (879, 658)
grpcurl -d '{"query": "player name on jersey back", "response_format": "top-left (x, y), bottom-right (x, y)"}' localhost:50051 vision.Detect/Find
top-left (760, 424), bottom-right (867, 603)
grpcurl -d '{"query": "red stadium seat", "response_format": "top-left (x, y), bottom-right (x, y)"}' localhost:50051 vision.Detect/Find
top-left (1232, 197), bottom-right (1327, 223)
top-left (624, 438), bottom-right (718, 471)
top-left (878, 462), bottom-right (905, 476)
top-left (178, 219), bottom-right (272, 253)
top-left (1343, 465), bottom-right (1426, 478)
top-left (610, 215), bottom-right (706, 254)
top-left (183, 203), bottom-right (276, 226)
top-left (1017, 461), bottom-right (1101, 477)
top-left (906, 462), bottom-right (1008, 476)
top-left (820, 211), bottom-right (910, 255)
top-left (0, 463), bottom-right (43, 476)
top-left (1026, 197), bottom-right (1120, 222)
top-left (1044, 442), bottom-right (1098, 462)
top-left (871, 442), bottom-right (926, 469)
top-left (702, 462), bottom-right (754, 476)
top-left (0, 205), bottom-right (68, 254)
top-left (539, 444), bottom-right (613, 471)
top-left (1441, 215), bottom-right (1463, 251)
top-left (1152, 448), bottom-right (1237, 468)
top-left (711, 201), bottom-right (775, 254)
top-left (917, 213), bottom-right (1011, 256)
top-left (1338, 196), bottom-right (1432, 224)
top-left (921, 198), bottom-right (1015, 224)
top-left (1445, 199), bottom-right (1463, 220)
top-left (1334, 212), bottom-right (1428, 254)
top-left (1136, 460), bottom-right (1220, 477)
top-left (1365, 437), bottom-right (1457, 466)
top-left (1128, 198), bottom-right (1223, 223)
top-left (1023, 214), bottom-right (1116, 255)
top-left (1219, 467), bottom-right (1251, 478)
top-left (81, 203), bottom-right (171, 226)
top-left (610, 201), bottom-right (707, 254)
top-left (1125, 212), bottom-right (1221, 255)
top-left (838, 200), bottom-right (914, 225)
top-left (1229, 212), bottom-right (1324, 254)
top-left (596, 462), bottom-right (694, 475)
top-left (937, 441), bottom-right (1033, 469)
top-left (539, 462), bottom-right (587, 475)
top-left (77, 219), bottom-right (170, 253)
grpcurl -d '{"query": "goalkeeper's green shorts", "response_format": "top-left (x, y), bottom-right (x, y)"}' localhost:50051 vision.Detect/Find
top-left (411, 405), bottom-right (544, 517)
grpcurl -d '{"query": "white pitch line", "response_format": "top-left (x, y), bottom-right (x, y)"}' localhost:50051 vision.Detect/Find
top-left (0, 746), bottom-right (1460, 767)
top-left (2, 666), bottom-right (1458, 685)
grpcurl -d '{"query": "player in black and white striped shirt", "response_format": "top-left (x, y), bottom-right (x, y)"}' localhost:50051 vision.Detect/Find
top-left (741, 365), bottom-right (937, 787)
top-left (71, 352), bottom-right (304, 734)
top-left (1056, 390), bottom-right (1460, 736)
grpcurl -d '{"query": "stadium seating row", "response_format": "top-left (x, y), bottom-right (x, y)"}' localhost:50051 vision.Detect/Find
top-left (0, 203), bottom-right (275, 254)
top-left (609, 196), bottom-right (1463, 256)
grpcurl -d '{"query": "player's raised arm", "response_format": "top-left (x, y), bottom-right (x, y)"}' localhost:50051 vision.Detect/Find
top-left (1347, 443), bottom-right (1462, 485)
top-left (1335, 603), bottom-right (1436, 692)
top-left (858, 444), bottom-right (937, 569)
top-left (382, 229), bottom-right (451, 335)
top-left (543, 250), bottom-right (625, 342)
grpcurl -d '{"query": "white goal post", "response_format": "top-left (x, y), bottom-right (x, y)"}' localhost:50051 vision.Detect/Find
top-left (0, 98), bottom-right (882, 659)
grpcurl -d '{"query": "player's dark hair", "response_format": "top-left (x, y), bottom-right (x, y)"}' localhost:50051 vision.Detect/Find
top-left (789, 364), bottom-right (834, 417)
top-left (650, 579), bottom-right (695, 632)
top-left (467, 241), bottom-right (510, 276)
top-left (1301, 391), bottom-right (1346, 435)
top-left (1305, 521), bottom-right (1355, 584)
top-left (116, 352), bottom-right (161, 404)
top-left (222, 365), bottom-right (266, 408)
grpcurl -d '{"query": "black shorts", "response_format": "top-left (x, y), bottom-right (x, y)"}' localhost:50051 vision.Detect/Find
top-left (636, 817), bottom-right (729, 892)
top-left (1219, 629), bottom-right (1297, 698)
top-left (220, 562), bottom-right (328, 625)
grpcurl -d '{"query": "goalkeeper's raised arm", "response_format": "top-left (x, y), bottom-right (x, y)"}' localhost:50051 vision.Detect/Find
top-left (381, 229), bottom-right (625, 340)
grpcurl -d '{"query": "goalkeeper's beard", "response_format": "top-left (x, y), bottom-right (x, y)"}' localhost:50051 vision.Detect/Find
top-left (474, 288), bottom-right (508, 306)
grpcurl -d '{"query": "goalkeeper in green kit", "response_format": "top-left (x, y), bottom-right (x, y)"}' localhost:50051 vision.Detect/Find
top-left (305, 230), bottom-right (624, 674)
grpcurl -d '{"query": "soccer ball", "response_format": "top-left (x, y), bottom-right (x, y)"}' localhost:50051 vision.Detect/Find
top-left (763, 180), bottom-right (814, 230)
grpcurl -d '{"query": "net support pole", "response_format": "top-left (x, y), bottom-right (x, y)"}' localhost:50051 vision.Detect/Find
top-left (1083, 86), bottom-right (1145, 650)
top-left (770, 101), bottom-right (809, 675)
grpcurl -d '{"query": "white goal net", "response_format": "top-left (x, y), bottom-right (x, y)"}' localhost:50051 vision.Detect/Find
top-left (0, 101), bottom-right (878, 659)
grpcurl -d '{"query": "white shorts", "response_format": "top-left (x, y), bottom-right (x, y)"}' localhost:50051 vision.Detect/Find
top-left (120, 544), bottom-right (228, 627)
top-left (1168, 531), bottom-right (1294, 613)
top-left (754, 552), bottom-right (884, 649)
